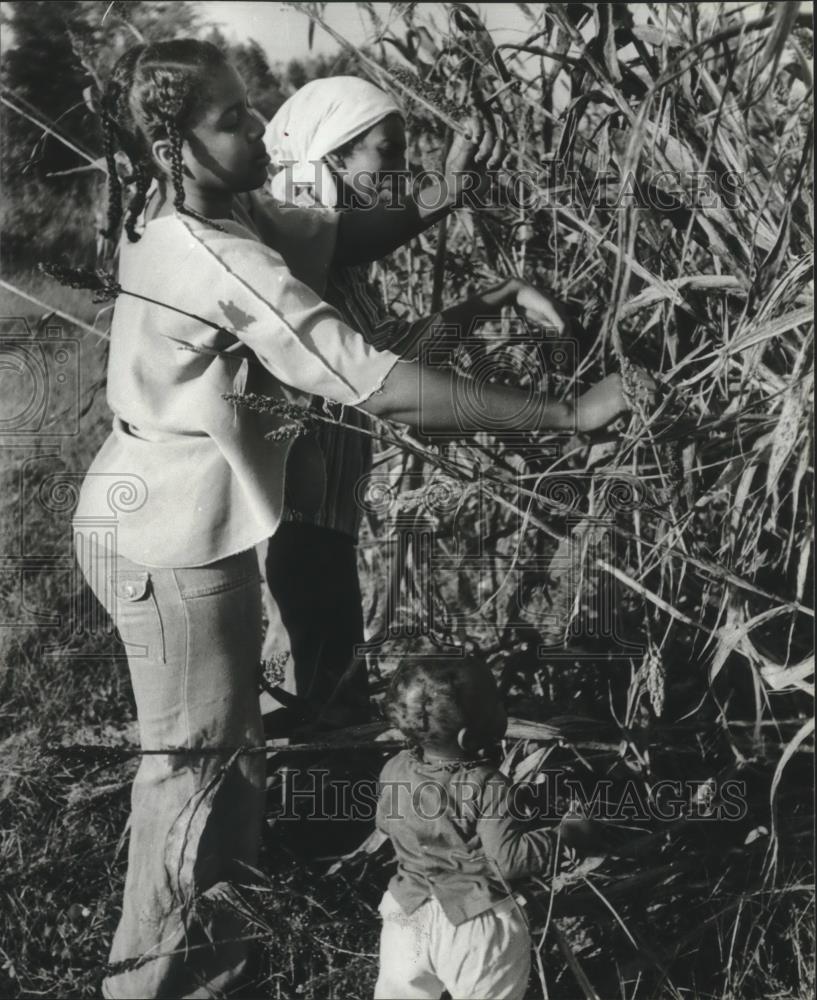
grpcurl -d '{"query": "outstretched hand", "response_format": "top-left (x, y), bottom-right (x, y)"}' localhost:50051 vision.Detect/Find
top-left (575, 373), bottom-right (628, 432)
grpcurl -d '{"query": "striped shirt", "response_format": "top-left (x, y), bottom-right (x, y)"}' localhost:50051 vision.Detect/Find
top-left (285, 261), bottom-right (441, 540)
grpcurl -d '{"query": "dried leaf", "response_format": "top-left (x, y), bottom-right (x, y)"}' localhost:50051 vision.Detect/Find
top-left (164, 749), bottom-right (243, 903)
top-left (767, 374), bottom-right (811, 525)
top-left (512, 746), bottom-right (552, 784)
top-left (756, 0), bottom-right (802, 78)
top-left (759, 655), bottom-right (814, 694)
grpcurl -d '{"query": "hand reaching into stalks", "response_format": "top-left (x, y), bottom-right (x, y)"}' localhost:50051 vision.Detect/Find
top-left (447, 111), bottom-right (504, 169)
top-left (444, 112), bottom-right (505, 207)
top-left (427, 277), bottom-right (571, 341)
top-left (512, 280), bottom-right (571, 333)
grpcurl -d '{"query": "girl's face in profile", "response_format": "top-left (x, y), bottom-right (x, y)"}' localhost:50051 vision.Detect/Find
top-left (177, 63), bottom-right (270, 194)
top-left (330, 112), bottom-right (407, 198)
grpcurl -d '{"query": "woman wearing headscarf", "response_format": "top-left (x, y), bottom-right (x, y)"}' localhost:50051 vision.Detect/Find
top-left (263, 76), bottom-right (570, 726)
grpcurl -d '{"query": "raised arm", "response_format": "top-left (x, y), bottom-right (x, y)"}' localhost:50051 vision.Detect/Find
top-left (333, 116), bottom-right (504, 266)
top-left (436, 279), bottom-right (570, 337)
top-left (362, 279), bottom-right (571, 361)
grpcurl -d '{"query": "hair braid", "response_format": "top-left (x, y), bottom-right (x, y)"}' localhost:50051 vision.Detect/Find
top-left (158, 93), bottom-right (224, 231)
top-left (99, 108), bottom-right (123, 240)
top-left (99, 44), bottom-right (147, 241)
top-left (101, 40), bottom-right (230, 242)
top-left (124, 163), bottom-right (152, 242)
top-left (164, 115), bottom-right (187, 214)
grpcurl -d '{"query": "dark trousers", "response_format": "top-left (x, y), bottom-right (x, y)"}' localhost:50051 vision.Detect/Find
top-left (265, 521), bottom-right (370, 724)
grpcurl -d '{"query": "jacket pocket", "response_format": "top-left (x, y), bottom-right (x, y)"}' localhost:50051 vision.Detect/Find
top-left (111, 570), bottom-right (167, 664)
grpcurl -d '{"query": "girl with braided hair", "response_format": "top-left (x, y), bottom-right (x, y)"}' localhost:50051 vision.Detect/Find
top-left (73, 38), bottom-right (631, 999)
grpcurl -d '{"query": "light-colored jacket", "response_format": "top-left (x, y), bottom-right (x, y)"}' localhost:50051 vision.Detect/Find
top-left (73, 192), bottom-right (399, 568)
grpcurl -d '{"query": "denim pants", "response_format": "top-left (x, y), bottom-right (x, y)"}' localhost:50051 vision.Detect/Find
top-left (75, 536), bottom-right (265, 999)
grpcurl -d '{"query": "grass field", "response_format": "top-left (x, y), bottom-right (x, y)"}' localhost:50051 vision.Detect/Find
top-left (1, 1), bottom-right (814, 997)
top-left (1, 280), bottom-right (813, 1000)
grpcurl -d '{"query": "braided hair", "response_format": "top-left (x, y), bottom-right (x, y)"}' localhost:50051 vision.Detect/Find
top-left (100, 39), bottom-right (227, 242)
top-left (99, 106), bottom-right (123, 239)
top-left (100, 44), bottom-right (143, 241)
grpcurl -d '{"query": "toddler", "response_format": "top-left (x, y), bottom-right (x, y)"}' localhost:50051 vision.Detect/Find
top-left (375, 659), bottom-right (588, 999)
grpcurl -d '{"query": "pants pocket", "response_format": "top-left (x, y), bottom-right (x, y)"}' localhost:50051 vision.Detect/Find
top-left (111, 569), bottom-right (167, 664)
top-left (174, 549), bottom-right (262, 601)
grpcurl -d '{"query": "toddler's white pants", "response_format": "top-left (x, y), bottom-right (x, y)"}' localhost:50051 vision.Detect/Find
top-left (374, 889), bottom-right (530, 999)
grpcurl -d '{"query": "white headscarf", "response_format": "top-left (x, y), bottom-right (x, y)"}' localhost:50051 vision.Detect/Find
top-left (264, 76), bottom-right (402, 209)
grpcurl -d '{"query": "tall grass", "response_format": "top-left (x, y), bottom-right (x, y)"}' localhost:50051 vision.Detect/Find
top-left (0, 2), bottom-right (813, 998)
top-left (273, 3), bottom-right (814, 997)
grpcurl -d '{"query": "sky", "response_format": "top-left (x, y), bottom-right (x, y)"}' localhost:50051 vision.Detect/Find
top-left (0, 2), bottom-right (795, 68)
top-left (0, 1), bottom-right (797, 83)
top-left (193, 2), bottom-right (786, 78)
top-left (195, 2), bottom-right (540, 66)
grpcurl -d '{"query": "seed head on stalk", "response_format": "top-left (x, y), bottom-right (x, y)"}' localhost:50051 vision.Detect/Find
top-left (620, 356), bottom-right (659, 418)
top-left (222, 391), bottom-right (324, 442)
top-left (645, 644), bottom-right (666, 718)
top-left (38, 261), bottom-right (121, 303)
top-left (221, 392), bottom-right (321, 428)
top-left (266, 423), bottom-right (311, 443)
top-left (386, 66), bottom-right (462, 123)
top-left (40, 257), bottom-right (235, 341)
top-left (34, 271), bottom-right (335, 443)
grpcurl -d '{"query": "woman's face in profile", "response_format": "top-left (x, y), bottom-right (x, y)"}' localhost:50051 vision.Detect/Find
top-left (330, 113), bottom-right (407, 200)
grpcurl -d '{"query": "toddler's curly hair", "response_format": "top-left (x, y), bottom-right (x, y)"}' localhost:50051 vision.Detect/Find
top-left (386, 659), bottom-right (498, 747)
